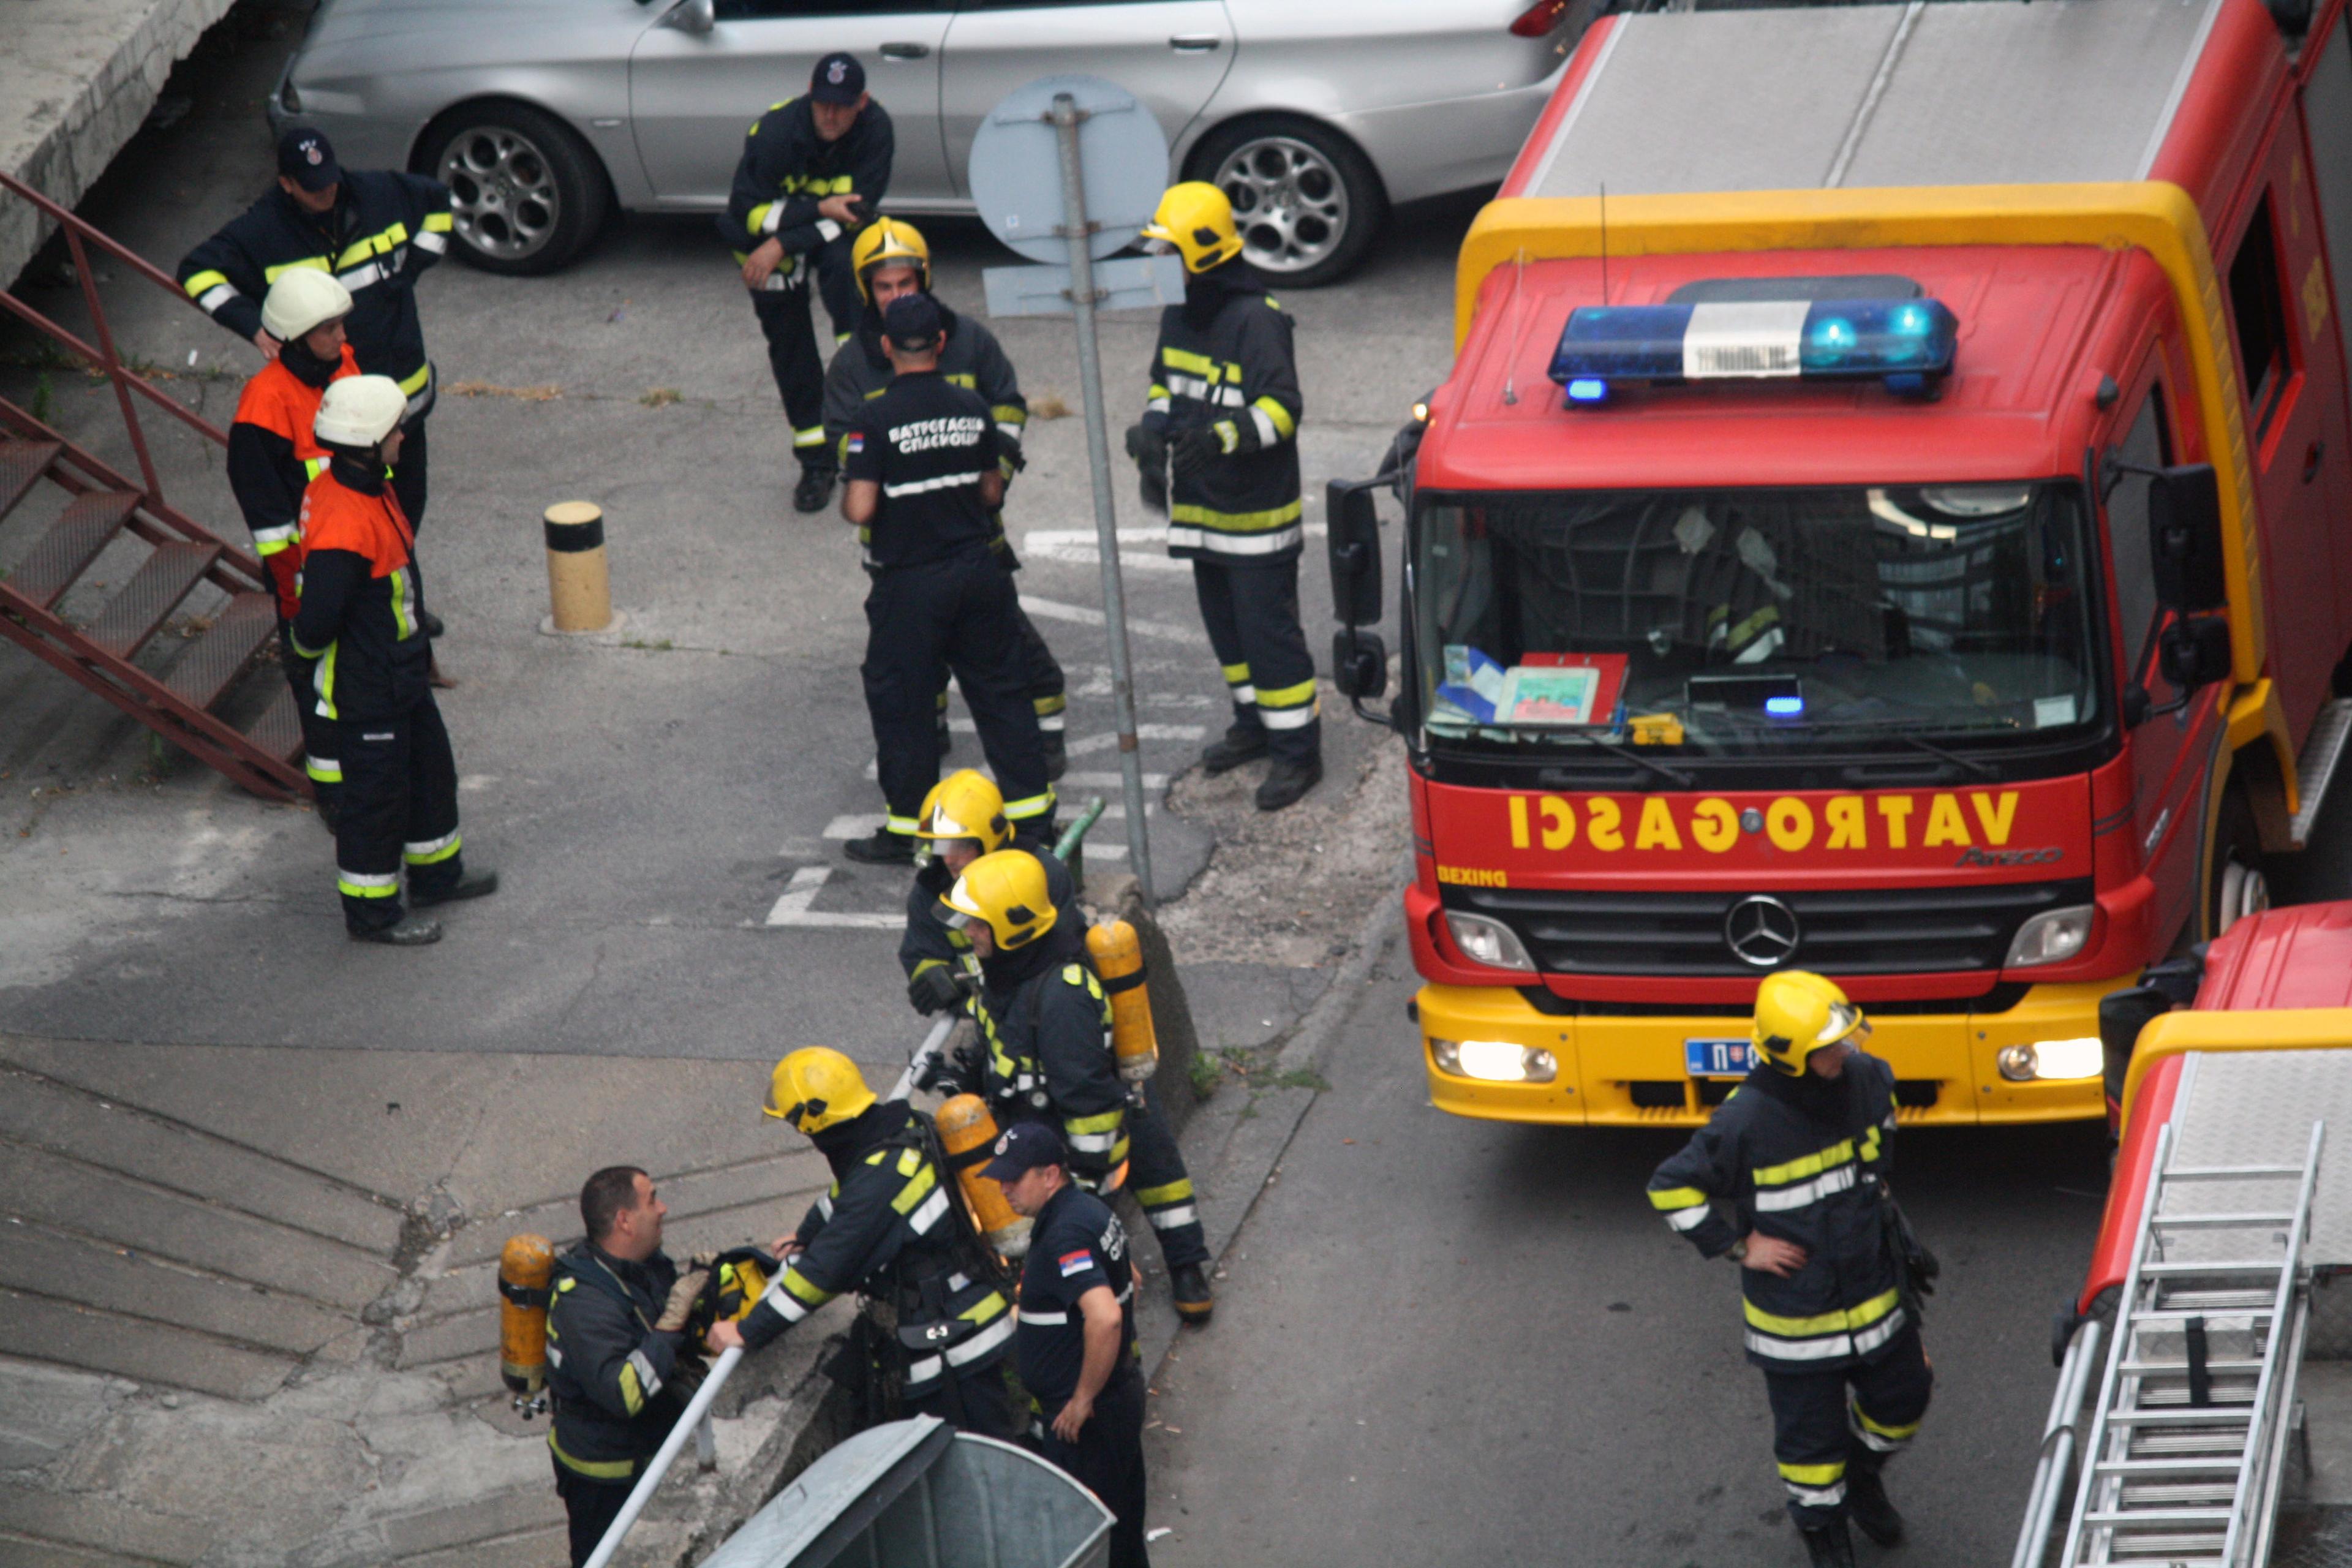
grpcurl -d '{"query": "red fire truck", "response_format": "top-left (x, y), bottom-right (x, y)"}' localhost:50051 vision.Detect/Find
top-left (1326, 0), bottom-right (2352, 1127)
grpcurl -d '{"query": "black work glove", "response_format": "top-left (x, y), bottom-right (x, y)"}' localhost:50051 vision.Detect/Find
top-left (1170, 424), bottom-right (1224, 479)
top-left (907, 965), bottom-right (967, 1016)
top-left (1123, 422), bottom-right (1166, 470)
top-left (913, 1050), bottom-right (972, 1096)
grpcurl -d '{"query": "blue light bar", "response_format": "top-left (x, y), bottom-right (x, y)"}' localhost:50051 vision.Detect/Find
top-left (1763, 695), bottom-right (1805, 718)
top-left (1550, 295), bottom-right (1958, 402)
top-left (1564, 377), bottom-right (1610, 404)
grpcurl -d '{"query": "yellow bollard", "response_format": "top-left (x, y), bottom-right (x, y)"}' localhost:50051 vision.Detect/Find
top-left (542, 502), bottom-right (613, 633)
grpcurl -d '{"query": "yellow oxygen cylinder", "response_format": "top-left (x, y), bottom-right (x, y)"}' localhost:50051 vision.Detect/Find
top-left (498, 1234), bottom-right (554, 1402)
top-left (935, 1094), bottom-right (1031, 1258)
top-left (1086, 920), bottom-right (1160, 1083)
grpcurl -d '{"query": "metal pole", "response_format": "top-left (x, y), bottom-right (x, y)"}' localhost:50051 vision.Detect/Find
top-left (1050, 92), bottom-right (1155, 905)
top-left (581, 1345), bottom-right (742, 1568)
top-left (693, 1412), bottom-right (718, 1472)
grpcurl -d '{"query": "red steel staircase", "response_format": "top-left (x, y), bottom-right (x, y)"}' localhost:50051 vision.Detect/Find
top-left (1, 171), bottom-right (305, 801)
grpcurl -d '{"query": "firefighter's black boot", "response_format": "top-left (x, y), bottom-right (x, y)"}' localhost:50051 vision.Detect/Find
top-left (1170, 1264), bottom-right (1215, 1325)
top-left (1800, 1519), bottom-right (1856, 1568)
top-left (1845, 1467), bottom-right (1904, 1547)
top-left (1199, 724), bottom-right (1268, 775)
top-left (843, 827), bottom-right (916, 865)
top-left (794, 466), bottom-right (835, 515)
top-left (412, 866), bottom-right (500, 908)
top-left (1255, 756), bottom-right (1322, 812)
top-left (350, 914), bottom-right (443, 946)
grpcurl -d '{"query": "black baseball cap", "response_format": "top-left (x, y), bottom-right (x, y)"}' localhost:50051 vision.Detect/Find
top-left (978, 1121), bottom-right (1066, 1182)
top-left (883, 291), bottom-right (943, 349)
top-left (811, 52), bottom-right (866, 105)
top-left (277, 127), bottom-right (341, 192)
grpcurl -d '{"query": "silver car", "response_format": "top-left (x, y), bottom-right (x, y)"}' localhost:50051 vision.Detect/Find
top-left (270, 0), bottom-right (1578, 285)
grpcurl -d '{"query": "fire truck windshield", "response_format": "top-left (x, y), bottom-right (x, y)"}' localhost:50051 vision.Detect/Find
top-left (1412, 482), bottom-right (2101, 754)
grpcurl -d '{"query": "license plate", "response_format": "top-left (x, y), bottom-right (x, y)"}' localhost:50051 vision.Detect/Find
top-left (1685, 1038), bottom-right (1755, 1078)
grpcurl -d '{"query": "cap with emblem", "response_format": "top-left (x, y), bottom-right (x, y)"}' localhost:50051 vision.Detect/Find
top-left (276, 127), bottom-right (341, 193)
top-left (978, 1120), bottom-right (1067, 1182)
top-left (883, 291), bottom-right (943, 351)
top-left (810, 51), bottom-right (866, 105)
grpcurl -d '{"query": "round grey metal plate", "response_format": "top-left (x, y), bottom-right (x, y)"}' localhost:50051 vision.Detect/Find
top-left (967, 74), bottom-right (1169, 265)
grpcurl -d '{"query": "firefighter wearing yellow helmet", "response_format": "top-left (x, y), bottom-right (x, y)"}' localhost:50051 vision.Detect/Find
top-left (898, 770), bottom-right (1084, 1016)
top-left (820, 224), bottom-right (1069, 831)
top-left (705, 1046), bottom-right (1020, 1438)
top-left (938, 850), bottom-right (1215, 1322)
top-left (1125, 181), bottom-right (1321, 812)
top-left (1645, 972), bottom-right (1934, 1568)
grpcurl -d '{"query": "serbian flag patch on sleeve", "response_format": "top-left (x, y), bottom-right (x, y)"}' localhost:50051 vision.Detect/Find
top-left (1058, 1250), bottom-right (1092, 1278)
top-left (845, 432), bottom-right (865, 454)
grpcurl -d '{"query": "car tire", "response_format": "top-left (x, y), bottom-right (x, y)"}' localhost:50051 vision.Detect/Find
top-left (2205, 787), bottom-right (2270, 942)
top-left (1188, 115), bottom-right (1386, 289)
top-left (419, 102), bottom-right (608, 276)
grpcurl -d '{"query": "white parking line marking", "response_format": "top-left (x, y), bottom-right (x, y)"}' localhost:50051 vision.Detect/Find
top-left (1020, 529), bottom-right (1192, 575)
top-left (764, 865), bottom-right (907, 930)
top-left (1061, 771), bottom-right (1168, 788)
top-left (1019, 595), bottom-right (1207, 646)
top-left (1068, 725), bottom-right (1203, 755)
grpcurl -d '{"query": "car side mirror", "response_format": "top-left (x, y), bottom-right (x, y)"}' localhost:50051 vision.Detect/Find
top-left (2158, 613), bottom-right (2231, 691)
top-left (1332, 629), bottom-right (1387, 701)
top-left (661, 0), bottom-right (715, 33)
top-left (1325, 481), bottom-right (1383, 627)
top-left (2149, 463), bottom-right (2226, 613)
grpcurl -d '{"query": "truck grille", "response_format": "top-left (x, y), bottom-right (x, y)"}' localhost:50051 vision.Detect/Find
top-left (1446, 879), bottom-right (2092, 978)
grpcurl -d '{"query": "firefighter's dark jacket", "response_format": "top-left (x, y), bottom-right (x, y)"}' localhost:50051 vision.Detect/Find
top-left (738, 1102), bottom-right (1009, 1385)
top-left (178, 173), bottom-right (450, 414)
top-left (824, 300), bottom-right (1026, 473)
top-left (288, 455), bottom-right (429, 722)
top-left (722, 97), bottom-right (894, 261)
top-left (545, 1243), bottom-right (690, 1480)
top-left (899, 835), bottom-right (1080, 986)
top-left (1646, 1053), bottom-right (1906, 1371)
top-left (1141, 260), bottom-right (1303, 560)
top-left (227, 340), bottom-right (355, 617)
top-left (973, 923), bottom-right (1130, 1185)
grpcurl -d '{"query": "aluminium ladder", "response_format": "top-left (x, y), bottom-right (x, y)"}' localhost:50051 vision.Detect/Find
top-left (2058, 1117), bottom-right (2325, 1567)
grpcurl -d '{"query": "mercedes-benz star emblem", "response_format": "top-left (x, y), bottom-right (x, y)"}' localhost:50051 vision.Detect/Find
top-left (1724, 895), bottom-right (1801, 968)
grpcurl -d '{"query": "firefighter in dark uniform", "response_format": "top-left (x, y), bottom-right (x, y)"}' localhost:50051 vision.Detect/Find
top-left (896, 769), bottom-right (1081, 1014)
top-left (228, 269), bottom-right (357, 821)
top-left (824, 219), bottom-right (1068, 777)
top-left (725, 51), bottom-right (894, 516)
top-left (1646, 971), bottom-right (1934, 1568)
top-left (706, 1049), bottom-right (1020, 1437)
top-left (1124, 181), bottom-right (1320, 812)
top-left (840, 292), bottom-right (1052, 863)
top-left (179, 127), bottom-right (450, 535)
top-left (544, 1166), bottom-right (710, 1567)
top-left (986, 1122), bottom-right (1153, 1568)
top-left (290, 377), bottom-right (496, 945)
top-left (938, 849), bottom-right (1214, 1323)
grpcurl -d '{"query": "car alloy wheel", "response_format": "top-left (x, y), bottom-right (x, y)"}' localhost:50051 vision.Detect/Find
top-left (439, 126), bottom-right (562, 265)
top-left (1213, 135), bottom-right (1349, 277)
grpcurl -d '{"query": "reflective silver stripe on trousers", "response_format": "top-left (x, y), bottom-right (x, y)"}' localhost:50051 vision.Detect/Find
top-left (1743, 1306), bottom-right (1905, 1366)
top-left (1166, 524), bottom-right (1304, 557)
top-left (404, 831), bottom-right (459, 859)
top-left (1752, 1163), bottom-right (1856, 1213)
top-left (883, 471), bottom-right (983, 499)
top-left (627, 1348), bottom-right (662, 1400)
top-left (1148, 1204), bottom-right (1198, 1230)
top-left (1260, 701), bottom-right (1318, 730)
top-left (945, 1313), bottom-right (1014, 1366)
top-left (1786, 1481), bottom-right (1846, 1508)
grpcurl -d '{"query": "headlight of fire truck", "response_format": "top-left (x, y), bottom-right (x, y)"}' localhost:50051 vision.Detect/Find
top-left (1432, 1038), bottom-right (1559, 1083)
top-left (1444, 912), bottom-right (1535, 972)
top-left (2005, 904), bottom-right (2095, 969)
top-left (1996, 1037), bottom-right (2104, 1082)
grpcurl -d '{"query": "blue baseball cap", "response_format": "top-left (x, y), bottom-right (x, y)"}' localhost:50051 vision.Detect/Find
top-left (277, 127), bottom-right (341, 192)
top-left (883, 291), bottom-right (944, 349)
top-left (811, 52), bottom-right (866, 106)
top-left (978, 1121), bottom-right (1066, 1182)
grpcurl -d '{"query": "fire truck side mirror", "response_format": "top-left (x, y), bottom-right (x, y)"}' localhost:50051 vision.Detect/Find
top-left (2148, 464), bottom-right (2226, 614)
top-left (1332, 628), bottom-right (1388, 701)
top-left (2158, 614), bottom-right (2232, 692)
top-left (1325, 481), bottom-right (1384, 627)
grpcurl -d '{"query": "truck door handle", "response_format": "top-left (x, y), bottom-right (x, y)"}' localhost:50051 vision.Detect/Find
top-left (879, 40), bottom-right (929, 59)
top-left (2307, 441), bottom-right (2326, 484)
top-left (1169, 34), bottom-right (1223, 51)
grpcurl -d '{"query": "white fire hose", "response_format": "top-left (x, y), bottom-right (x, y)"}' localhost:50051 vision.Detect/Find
top-left (581, 1014), bottom-right (960, 1567)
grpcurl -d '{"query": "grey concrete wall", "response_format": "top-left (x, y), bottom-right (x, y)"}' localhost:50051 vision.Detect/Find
top-left (1, 0), bottom-right (243, 289)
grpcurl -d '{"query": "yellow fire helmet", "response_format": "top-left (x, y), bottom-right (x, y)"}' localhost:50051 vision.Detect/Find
top-left (851, 216), bottom-right (931, 302)
top-left (1140, 181), bottom-right (1242, 274)
top-left (915, 769), bottom-right (1012, 851)
top-left (763, 1047), bottom-right (876, 1133)
top-left (940, 848), bottom-right (1055, 951)
top-left (1751, 970), bottom-right (1870, 1077)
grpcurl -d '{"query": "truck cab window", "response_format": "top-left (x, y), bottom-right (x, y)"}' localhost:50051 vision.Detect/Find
top-left (2105, 385), bottom-right (2173, 693)
top-left (2228, 195), bottom-right (2293, 439)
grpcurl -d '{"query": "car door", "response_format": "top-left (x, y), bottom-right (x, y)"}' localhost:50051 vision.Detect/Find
top-left (937, 0), bottom-right (1235, 198)
top-left (628, 0), bottom-right (953, 209)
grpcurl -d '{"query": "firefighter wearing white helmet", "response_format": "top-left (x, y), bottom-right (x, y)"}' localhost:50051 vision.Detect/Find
top-left (1123, 181), bottom-right (1320, 812)
top-left (289, 375), bottom-right (496, 945)
top-left (230, 270), bottom-right (358, 821)
top-left (1645, 972), bottom-right (1935, 1568)
top-left (939, 849), bottom-right (1215, 1322)
top-left (703, 1047), bottom-right (1020, 1438)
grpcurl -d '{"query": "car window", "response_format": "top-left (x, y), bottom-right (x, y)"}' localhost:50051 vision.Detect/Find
top-left (717, 0), bottom-right (944, 17)
top-left (2106, 381), bottom-right (2172, 690)
top-left (2226, 193), bottom-right (2294, 441)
